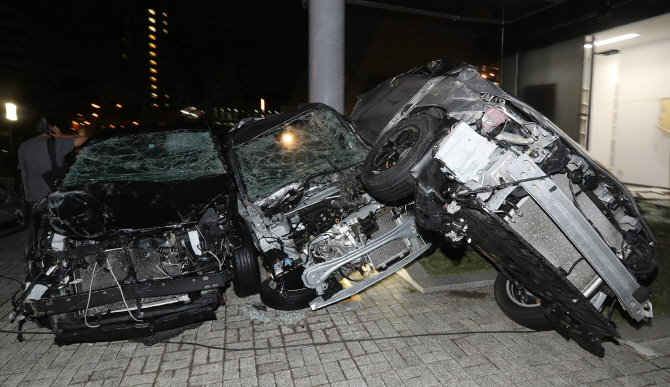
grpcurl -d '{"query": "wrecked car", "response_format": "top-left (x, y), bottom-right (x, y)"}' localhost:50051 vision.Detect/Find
top-left (226, 105), bottom-right (431, 310)
top-left (17, 126), bottom-right (251, 344)
top-left (348, 63), bottom-right (658, 357)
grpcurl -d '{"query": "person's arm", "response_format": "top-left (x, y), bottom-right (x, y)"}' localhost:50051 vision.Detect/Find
top-left (74, 136), bottom-right (88, 147)
top-left (51, 126), bottom-right (87, 147)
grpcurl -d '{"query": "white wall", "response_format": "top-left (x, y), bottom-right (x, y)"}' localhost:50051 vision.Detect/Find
top-left (611, 39), bottom-right (670, 187)
top-left (587, 54), bottom-right (619, 169)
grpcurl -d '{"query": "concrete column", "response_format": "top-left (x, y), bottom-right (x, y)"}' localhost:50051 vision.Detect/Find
top-left (308, 0), bottom-right (345, 113)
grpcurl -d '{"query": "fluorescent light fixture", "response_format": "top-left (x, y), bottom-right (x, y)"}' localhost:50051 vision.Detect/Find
top-left (594, 33), bottom-right (640, 47)
top-left (5, 103), bottom-right (17, 121)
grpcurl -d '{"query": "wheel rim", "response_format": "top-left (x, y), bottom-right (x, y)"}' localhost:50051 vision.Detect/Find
top-left (505, 280), bottom-right (542, 308)
top-left (372, 126), bottom-right (419, 173)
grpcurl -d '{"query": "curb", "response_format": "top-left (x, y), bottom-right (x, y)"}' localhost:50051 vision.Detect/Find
top-left (397, 268), bottom-right (497, 293)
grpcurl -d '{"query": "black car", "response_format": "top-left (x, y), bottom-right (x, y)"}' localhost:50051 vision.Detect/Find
top-left (18, 125), bottom-right (250, 344)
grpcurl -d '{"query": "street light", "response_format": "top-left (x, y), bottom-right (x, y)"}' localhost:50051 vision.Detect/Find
top-left (5, 103), bottom-right (17, 121)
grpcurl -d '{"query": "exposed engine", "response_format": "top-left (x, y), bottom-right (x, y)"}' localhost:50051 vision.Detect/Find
top-left (239, 168), bottom-right (428, 309)
top-left (20, 200), bottom-right (237, 343)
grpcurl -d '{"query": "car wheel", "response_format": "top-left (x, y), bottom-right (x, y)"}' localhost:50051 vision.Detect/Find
top-left (231, 228), bottom-right (261, 298)
top-left (493, 272), bottom-right (553, 331)
top-left (361, 114), bottom-right (437, 202)
top-left (259, 277), bottom-right (317, 311)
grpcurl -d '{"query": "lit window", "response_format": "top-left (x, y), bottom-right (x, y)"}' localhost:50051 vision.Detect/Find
top-left (150, 68), bottom-right (157, 73)
top-left (164, 94), bottom-right (169, 99)
top-left (149, 60), bottom-right (157, 65)
top-left (149, 51), bottom-right (156, 57)
top-left (151, 93), bottom-right (158, 98)
top-left (121, 53), bottom-right (127, 59)
top-left (151, 85), bottom-right (158, 90)
top-left (165, 103), bottom-right (170, 107)
top-left (91, 104), bottom-right (100, 108)
top-left (149, 26), bottom-right (156, 32)
top-left (109, 125), bottom-right (116, 129)
top-left (92, 113), bottom-right (98, 117)
top-left (149, 34), bottom-right (156, 40)
top-left (84, 121), bottom-right (91, 125)
top-left (163, 20), bottom-right (168, 26)
top-left (148, 9), bottom-right (155, 15)
top-left (149, 43), bottom-right (156, 49)
top-left (150, 76), bottom-right (157, 82)
top-left (149, 17), bottom-right (156, 23)
top-left (162, 12), bottom-right (167, 17)
top-left (152, 103), bottom-right (158, 107)
top-left (116, 104), bottom-right (122, 108)
top-left (133, 121), bottom-right (139, 125)
top-left (163, 29), bottom-right (168, 34)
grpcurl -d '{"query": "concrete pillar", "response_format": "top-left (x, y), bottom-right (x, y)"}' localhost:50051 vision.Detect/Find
top-left (308, 0), bottom-right (345, 113)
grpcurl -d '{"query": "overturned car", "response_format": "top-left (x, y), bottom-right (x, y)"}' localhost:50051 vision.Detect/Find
top-left (349, 63), bottom-right (657, 357)
top-left (18, 127), bottom-right (246, 344)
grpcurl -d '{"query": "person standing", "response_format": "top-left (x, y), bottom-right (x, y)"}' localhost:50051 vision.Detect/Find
top-left (17, 117), bottom-right (87, 206)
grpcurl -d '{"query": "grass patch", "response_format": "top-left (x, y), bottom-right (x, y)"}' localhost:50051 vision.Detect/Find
top-left (419, 244), bottom-right (495, 277)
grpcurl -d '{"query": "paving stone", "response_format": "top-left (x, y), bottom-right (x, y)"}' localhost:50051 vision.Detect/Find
top-left (1, 230), bottom-right (669, 387)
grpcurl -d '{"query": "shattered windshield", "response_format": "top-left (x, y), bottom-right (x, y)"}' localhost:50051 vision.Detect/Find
top-left (235, 109), bottom-right (367, 200)
top-left (61, 130), bottom-right (225, 187)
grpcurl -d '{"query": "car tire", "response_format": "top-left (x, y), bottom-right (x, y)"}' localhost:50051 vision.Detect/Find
top-left (259, 278), bottom-right (317, 311)
top-left (493, 272), bottom-right (553, 331)
top-left (232, 229), bottom-right (261, 298)
top-left (361, 114), bottom-right (437, 202)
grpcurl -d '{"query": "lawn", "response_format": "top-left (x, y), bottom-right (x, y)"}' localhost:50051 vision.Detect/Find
top-left (418, 244), bottom-right (495, 277)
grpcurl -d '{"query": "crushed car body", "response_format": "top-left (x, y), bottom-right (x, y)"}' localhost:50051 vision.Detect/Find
top-left (226, 104), bottom-right (431, 311)
top-left (18, 126), bottom-right (242, 344)
top-left (349, 63), bottom-right (658, 356)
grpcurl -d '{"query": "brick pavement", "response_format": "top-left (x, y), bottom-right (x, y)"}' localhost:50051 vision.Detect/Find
top-left (1, 229), bottom-right (670, 387)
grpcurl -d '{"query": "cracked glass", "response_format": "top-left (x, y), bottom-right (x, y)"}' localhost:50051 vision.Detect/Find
top-left (61, 130), bottom-right (225, 187)
top-left (235, 109), bottom-right (368, 200)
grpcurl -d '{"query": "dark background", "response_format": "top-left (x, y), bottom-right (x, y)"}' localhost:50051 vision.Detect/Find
top-left (0, 0), bottom-right (668, 146)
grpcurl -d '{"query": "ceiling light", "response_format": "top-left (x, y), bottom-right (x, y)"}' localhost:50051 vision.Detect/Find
top-left (594, 33), bottom-right (640, 47)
